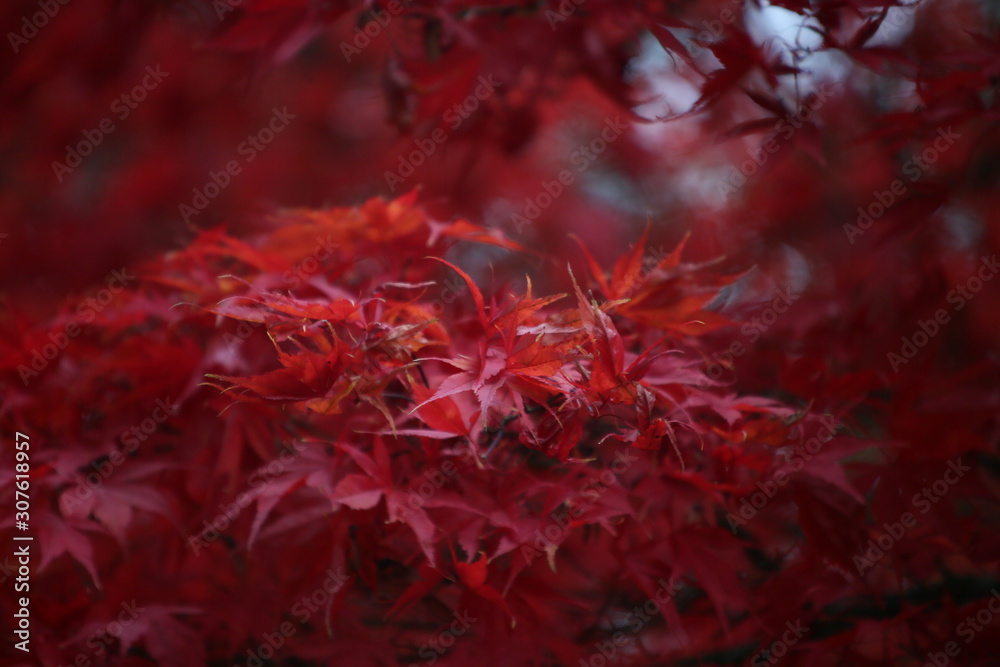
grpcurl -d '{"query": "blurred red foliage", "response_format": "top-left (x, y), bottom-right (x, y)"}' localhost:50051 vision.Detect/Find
top-left (2, 0), bottom-right (1000, 665)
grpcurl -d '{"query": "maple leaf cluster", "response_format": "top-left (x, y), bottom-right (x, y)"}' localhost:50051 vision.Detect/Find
top-left (1, 191), bottom-right (994, 665)
top-left (0, 193), bottom-right (845, 665)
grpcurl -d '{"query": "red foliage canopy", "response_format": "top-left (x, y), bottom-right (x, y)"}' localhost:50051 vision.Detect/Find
top-left (1, 0), bottom-right (999, 665)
